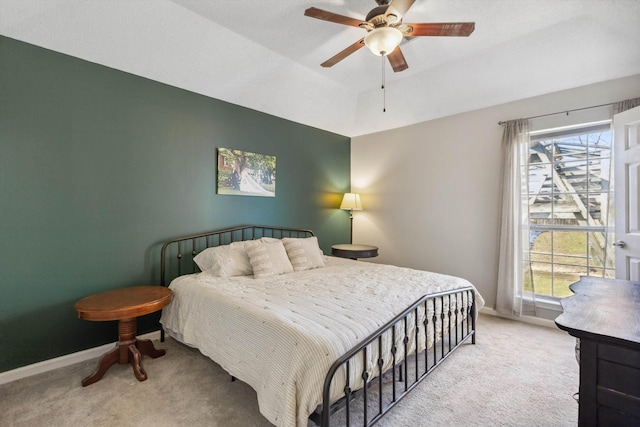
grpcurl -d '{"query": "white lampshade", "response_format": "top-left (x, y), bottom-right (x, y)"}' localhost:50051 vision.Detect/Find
top-left (340, 193), bottom-right (363, 211)
top-left (364, 27), bottom-right (403, 56)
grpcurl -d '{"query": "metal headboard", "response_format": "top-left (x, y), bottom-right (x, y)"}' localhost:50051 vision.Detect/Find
top-left (160, 224), bottom-right (314, 286)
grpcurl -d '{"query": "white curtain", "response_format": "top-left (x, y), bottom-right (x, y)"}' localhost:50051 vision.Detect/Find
top-left (496, 119), bottom-right (531, 317)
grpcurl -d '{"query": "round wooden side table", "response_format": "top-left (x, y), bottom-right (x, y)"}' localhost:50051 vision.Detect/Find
top-left (331, 244), bottom-right (379, 260)
top-left (74, 286), bottom-right (172, 386)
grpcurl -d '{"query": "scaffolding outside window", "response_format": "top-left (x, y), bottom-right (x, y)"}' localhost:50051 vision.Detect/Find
top-left (524, 121), bottom-right (615, 298)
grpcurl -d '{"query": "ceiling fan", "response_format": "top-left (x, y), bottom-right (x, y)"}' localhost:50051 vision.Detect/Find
top-left (304, 0), bottom-right (475, 72)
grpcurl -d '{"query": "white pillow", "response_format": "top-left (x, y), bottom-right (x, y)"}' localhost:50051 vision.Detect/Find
top-left (246, 240), bottom-right (294, 278)
top-left (260, 237), bottom-right (280, 243)
top-left (193, 242), bottom-right (253, 277)
top-left (282, 236), bottom-right (325, 271)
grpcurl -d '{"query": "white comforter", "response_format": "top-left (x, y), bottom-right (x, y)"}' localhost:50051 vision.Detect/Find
top-left (160, 256), bottom-right (484, 427)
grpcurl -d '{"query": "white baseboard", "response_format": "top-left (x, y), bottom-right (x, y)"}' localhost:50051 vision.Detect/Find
top-left (479, 307), bottom-right (558, 329)
top-left (0, 330), bottom-right (161, 386)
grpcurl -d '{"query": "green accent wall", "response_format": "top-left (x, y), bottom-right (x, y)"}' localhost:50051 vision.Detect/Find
top-left (0, 35), bottom-right (351, 373)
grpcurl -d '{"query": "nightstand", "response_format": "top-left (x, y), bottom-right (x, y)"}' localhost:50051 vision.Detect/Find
top-left (331, 244), bottom-right (378, 260)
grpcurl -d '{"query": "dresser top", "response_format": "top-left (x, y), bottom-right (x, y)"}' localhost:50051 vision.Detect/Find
top-left (555, 276), bottom-right (640, 347)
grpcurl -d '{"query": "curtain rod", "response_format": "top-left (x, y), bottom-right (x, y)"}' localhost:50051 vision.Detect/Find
top-left (498, 101), bottom-right (614, 126)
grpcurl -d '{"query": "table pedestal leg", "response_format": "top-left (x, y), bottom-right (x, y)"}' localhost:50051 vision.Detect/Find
top-left (81, 345), bottom-right (119, 387)
top-left (81, 318), bottom-right (166, 386)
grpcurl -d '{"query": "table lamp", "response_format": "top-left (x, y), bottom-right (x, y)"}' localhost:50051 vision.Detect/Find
top-left (340, 193), bottom-right (362, 243)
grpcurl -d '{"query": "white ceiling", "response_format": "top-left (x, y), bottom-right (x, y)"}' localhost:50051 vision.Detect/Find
top-left (2, 0), bottom-right (639, 137)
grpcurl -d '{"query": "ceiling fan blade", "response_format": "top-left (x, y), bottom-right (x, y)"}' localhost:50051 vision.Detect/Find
top-left (321, 38), bottom-right (366, 68)
top-left (304, 7), bottom-right (365, 28)
top-left (385, 0), bottom-right (416, 20)
top-left (387, 47), bottom-right (409, 72)
top-left (405, 22), bottom-right (475, 37)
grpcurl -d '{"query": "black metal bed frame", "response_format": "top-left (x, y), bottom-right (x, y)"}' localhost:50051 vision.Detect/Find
top-left (159, 225), bottom-right (477, 427)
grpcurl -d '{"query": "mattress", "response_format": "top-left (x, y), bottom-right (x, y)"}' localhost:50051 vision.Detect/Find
top-left (160, 256), bottom-right (484, 427)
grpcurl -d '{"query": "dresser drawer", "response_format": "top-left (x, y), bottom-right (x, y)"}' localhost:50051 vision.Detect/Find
top-left (599, 342), bottom-right (640, 368)
top-left (598, 358), bottom-right (640, 399)
top-left (596, 343), bottom-right (640, 421)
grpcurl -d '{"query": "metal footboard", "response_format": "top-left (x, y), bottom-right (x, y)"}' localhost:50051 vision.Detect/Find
top-left (311, 287), bottom-right (477, 427)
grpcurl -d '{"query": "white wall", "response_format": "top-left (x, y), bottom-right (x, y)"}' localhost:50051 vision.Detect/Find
top-left (351, 74), bottom-right (640, 312)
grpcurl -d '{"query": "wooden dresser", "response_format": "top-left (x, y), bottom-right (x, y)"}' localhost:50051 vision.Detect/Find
top-left (555, 276), bottom-right (640, 426)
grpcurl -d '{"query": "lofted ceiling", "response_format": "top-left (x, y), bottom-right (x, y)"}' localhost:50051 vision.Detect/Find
top-left (2, 0), bottom-right (639, 137)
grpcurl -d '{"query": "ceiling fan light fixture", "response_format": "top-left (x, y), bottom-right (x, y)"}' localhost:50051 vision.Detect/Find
top-left (364, 26), bottom-right (403, 56)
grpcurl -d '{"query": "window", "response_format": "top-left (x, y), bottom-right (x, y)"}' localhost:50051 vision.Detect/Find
top-left (524, 122), bottom-right (615, 299)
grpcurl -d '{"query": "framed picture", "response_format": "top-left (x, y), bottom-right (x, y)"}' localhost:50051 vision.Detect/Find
top-left (216, 148), bottom-right (276, 197)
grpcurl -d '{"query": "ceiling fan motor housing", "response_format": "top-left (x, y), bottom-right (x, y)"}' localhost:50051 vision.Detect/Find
top-left (365, 6), bottom-right (399, 26)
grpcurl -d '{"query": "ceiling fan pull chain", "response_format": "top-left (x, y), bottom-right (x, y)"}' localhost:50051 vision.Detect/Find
top-left (381, 54), bottom-right (386, 112)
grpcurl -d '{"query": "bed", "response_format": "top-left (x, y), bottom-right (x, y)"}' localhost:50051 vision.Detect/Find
top-left (159, 225), bottom-right (484, 427)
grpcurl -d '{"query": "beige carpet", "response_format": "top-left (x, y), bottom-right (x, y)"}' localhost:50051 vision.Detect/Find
top-left (0, 314), bottom-right (578, 426)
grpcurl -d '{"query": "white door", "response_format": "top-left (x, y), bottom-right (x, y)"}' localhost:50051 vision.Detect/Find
top-left (614, 106), bottom-right (640, 281)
